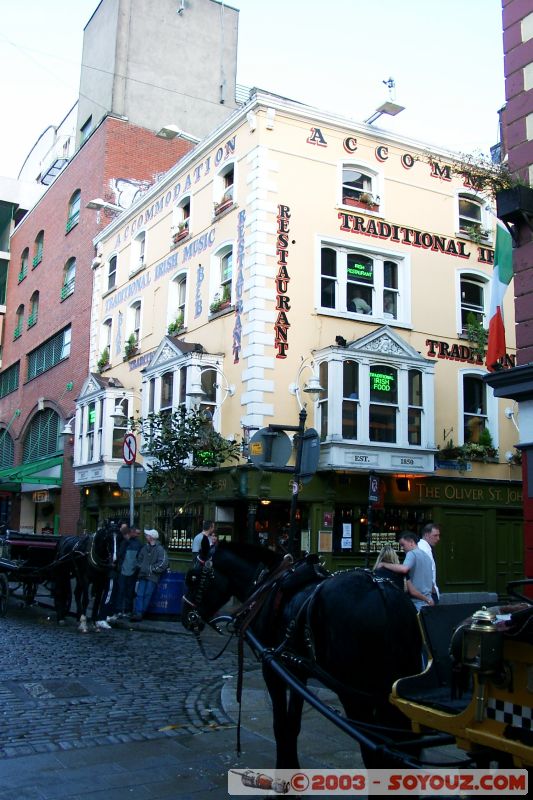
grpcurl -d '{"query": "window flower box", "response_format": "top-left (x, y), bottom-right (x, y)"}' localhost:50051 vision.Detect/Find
top-left (97, 347), bottom-right (110, 372)
top-left (167, 315), bottom-right (184, 335)
top-left (172, 221), bottom-right (190, 244)
top-left (213, 198), bottom-right (234, 217)
top-left (342, 192), bottom-right (379, 211)
top-left (123, 334), bottom-right (139, 360)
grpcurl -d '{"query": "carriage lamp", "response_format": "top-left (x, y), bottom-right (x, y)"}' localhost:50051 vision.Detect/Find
top-left (462, 606), bottom-right (504, 722)
top-left (462, 607), bottom-right (504, 674)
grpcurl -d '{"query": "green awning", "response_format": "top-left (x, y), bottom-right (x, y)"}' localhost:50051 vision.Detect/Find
top-left (0, 455), bottom-right (64, 489)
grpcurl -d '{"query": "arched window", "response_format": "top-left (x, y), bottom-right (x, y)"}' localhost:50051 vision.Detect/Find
top-left (457, 194), bottom-right (490, 242)
top-left (463, 375), bottom-right (487, 443)
top-left (211, 246), bottom-right (233, 311)
top-left (102, 318), bottom-right (112, 351)
top-left (61, 257), bottom-right (76, 300)
top-left (33, 231), bottom-right (44, 267)
top-left (460, 274), bottom-right (488, 332)
top-left (28, 291), bottom-right (39, 327)
top-left (66, 189), bottom-right (81, 232)
top-left (168, 274), bottom-right (187, 333)
top-left (341, 162), bottom-right (381, 211)
top-left (214, 163), bottom-right (235, 215)
top-left (14, 305), bottom-right (24, 339)
top-left (19, 248), bottom-right (29, 282)
top-left (173, 196), bottom-right (191, 242)
top-left (125, 301), bottom-right (141, 356)
top-left (23, 409), bottom-right (60, 461)
top-left (0, 428), bottom-right (14, 469)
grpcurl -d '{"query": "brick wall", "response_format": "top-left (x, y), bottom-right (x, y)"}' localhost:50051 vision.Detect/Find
top-left (0, 116), bottom-right (193, 533)
top-left (502, 0), bottom-right (533, 363)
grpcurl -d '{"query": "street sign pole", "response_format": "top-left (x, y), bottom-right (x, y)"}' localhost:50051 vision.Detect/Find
top-left (122, 433), bottom-right (137, 528)
top-left (288, 406), bottom-right (307, 558)
top-left (367, 473), bottom-right (380, 568)
top-left (130, 462), bottom-right (134, 527)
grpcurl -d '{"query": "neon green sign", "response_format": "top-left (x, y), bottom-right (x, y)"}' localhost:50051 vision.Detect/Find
top-left (370, 371), bottom-right (394, 392)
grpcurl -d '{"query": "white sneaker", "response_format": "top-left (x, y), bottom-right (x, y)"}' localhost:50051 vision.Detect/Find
top-left (106, 615), bottom-right (118, 623)
top-left (96, 620), bottom-right (112, 630)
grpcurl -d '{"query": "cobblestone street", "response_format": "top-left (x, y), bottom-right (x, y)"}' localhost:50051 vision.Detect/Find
top-left (0, 602), bottom-right (244, 760)
top-left (0, 598), bottom-right (360, 799)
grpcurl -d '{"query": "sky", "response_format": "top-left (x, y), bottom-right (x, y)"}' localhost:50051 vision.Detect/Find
top-left (0, 0), bottom-right (505, 180)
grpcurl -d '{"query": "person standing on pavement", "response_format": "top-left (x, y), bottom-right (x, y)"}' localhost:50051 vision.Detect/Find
top-left (191, 520), bottom-right (214, 565)
top-left (111, 528), bottom-right (142, 619)
top-left (130, 530), bottom-right (169, 621)
top-left (418, 523), bottom-right (441, 604)
top-left (379, 532), bottom-right (434, 611)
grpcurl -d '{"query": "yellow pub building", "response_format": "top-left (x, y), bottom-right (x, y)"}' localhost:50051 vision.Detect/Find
top-left (73, 90), bottom-right (522, 595)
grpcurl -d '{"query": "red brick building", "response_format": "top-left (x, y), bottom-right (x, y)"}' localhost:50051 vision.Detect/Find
top-left (487, 0), bottom-right (533, 581)
top-left (0, 116), bottom-right (193, 533)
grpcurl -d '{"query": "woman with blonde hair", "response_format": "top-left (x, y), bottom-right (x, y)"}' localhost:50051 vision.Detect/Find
top-left (373, 544), bottom-right (405, 591)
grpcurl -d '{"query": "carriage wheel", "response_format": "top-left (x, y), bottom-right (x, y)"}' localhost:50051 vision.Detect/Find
top-left (0, 574), bottom-right (8, 617)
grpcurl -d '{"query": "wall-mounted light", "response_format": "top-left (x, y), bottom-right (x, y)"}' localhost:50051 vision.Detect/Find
top-left (289, 357), bottom-right (324, 410)
top-left (504, 404), bottom-right (519, 432)
top-left (86, 197), bottom-right (123, 213)
top-left (186, 365), bottom-right (235, 411)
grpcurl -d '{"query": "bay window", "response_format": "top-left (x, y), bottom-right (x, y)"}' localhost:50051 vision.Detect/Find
top-left (316, 329), bottom-right (434, 452)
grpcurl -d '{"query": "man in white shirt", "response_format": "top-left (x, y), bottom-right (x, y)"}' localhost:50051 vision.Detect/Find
top-left (191, 520), bottom-right (214, 564)
top-left (418, 524), bottom-right (441, 604)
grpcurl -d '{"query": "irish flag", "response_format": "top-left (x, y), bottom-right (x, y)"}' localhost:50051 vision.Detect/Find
top-left (485, 221), bottom-right (513, 371)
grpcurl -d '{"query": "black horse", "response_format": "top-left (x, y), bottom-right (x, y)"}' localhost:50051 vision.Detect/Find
top-left (182, 541), bottom-right (422, 768)
top-left (53, 523), bottom-right (118, 631)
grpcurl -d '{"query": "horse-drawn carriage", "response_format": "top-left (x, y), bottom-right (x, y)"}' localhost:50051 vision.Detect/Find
top-left (182, 540), bottom-right (533, 773)
top-left (0, 530), bottom-right (68, 617)
top-left (0, 524), bottom-right (118, 626)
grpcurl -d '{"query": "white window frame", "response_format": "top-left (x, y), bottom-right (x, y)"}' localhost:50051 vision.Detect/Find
top-left (130, 230), bottom-right (146, 277)
top-left (317, 237), bottom-right (411, 326)
top-left (455, 191), bottom-right (493, 244)
top-left (127, 300), bottom-right (142, 345)
top-left (456, 269), bottom-right (489, 335)
top-left (172, 195), bottom-right (191, 238)
top-left (107, 253), bottom-right (118, 292)
top-left (168, 270), bottom-right (188, 330)
top-left (101, 317), bottom-right (113, 352)
top-left (458, 368), bottom-right (498, 449)
top-left (214, 161), bottom-right (236, 214)
top-left (338, 159), bottom-right (383, 215)
top-left (210, 242), bottom-right (234, 309)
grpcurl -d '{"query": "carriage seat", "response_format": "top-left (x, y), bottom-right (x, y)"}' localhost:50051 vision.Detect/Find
top-left (393, 602), bottom-right (486, 714)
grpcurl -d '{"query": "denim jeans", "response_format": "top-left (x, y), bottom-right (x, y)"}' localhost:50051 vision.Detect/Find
top-left (133, 579), bottom-right (157, 616)
top-left (116, 573), bottom-right (137, 614)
